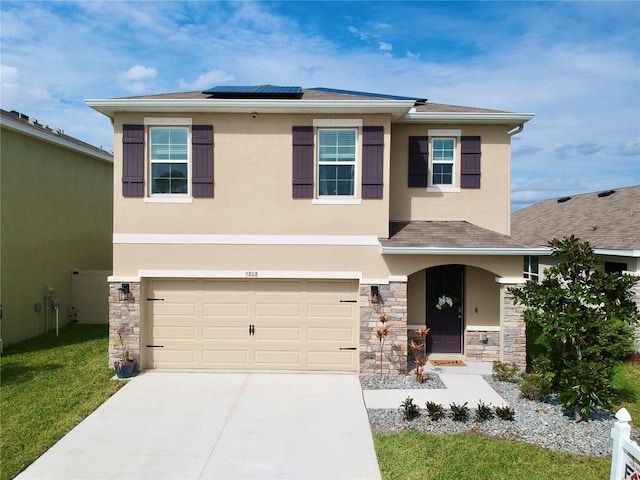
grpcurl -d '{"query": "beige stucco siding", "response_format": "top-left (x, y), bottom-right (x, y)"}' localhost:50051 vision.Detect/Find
top-left (464, 267), bottom-right (501, 328)
top-left (112, 113), bottom-right (391, 238)
top-left (389, 124), bottom-right (512, 234)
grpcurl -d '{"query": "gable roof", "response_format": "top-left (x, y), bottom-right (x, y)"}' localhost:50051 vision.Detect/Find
top-left (85, 85), bottom-right (533, 127)
top-left (0, 109), bottom-right (113, 163)
top-left (511, 185), bottom-right (640, 254)
top-left (380, 221), bottom-right (546, 255)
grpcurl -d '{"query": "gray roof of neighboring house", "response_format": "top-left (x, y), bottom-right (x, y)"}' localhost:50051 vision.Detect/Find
top-left (511, 186), bottom-right (640, 251)
top-left (381, 221), bottom-right (530, 249)
top-left (0, 109), bottom-right (113, 162)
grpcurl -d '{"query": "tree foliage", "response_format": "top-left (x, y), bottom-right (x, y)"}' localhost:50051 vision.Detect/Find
top-left (510, 236), bottom-right (639, 420)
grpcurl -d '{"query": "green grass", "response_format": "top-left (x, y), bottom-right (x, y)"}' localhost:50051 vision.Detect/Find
top-left (0, 324), bottom-right (124, 480)
top-left (612, 359), bottom-right (640, 422)
top-left (374, 430), bottom-right (610, 480)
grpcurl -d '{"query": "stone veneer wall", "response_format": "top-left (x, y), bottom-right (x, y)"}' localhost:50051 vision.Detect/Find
top-left (108, 282), bottom-right (141, 367)
top-left (465, 331), bottom-right (500, 363)
top-left (502, 289), bottom-right (526, 369)
top-left (359, 282), bottom-right (407, 374)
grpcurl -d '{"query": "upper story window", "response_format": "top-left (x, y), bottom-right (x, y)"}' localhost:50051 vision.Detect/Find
top-left (431, 138), bottom-right (455, 186)
top-left (523, 255), bottom-right (540, 282)
top-left (149, 127), bottom-right (189, 195)
top-left (317, 129), bottom-right (357, 197)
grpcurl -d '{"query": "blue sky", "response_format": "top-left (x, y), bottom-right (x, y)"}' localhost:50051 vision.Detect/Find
top-left (1, 1), bottom-right (639, 210)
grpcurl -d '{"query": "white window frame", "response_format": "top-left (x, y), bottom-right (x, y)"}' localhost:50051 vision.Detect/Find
top-left (312, 119), bottom-right (362, 205)
top-left (144, 118), bottom-right (193, 204)
top-left (427, 129), bottom-right (461, 193)
top-left (523, 255), bottom-right (540, 282)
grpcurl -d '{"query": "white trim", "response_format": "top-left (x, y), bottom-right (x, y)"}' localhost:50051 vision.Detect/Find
top-left (361, 279), bottom-right (390, 285)
top-left (403, 111), bottom-right (535, 126)
top-left (427, 186), bottom-right (461, 193)
top-left (313, 119), bottom-right (363, 127)
top-left (388, 275), bottom-right (408, 282)
top-left (312, 199), bottom-right (362, 205)
top-left (495, 276), bottom-right (526, 285)
top-left (428, 129), bottom-right (461, 136)
top-left (381, 246), bottom-right (552, 256)
top-left (138, 270), bottom-right (362, 280)
top-left (144, 117), bottom-right (193, 125)
top-left (466, 325), bottom-right (501, 332)
top-left (143, 197), bottom-right (193, 204)
top-left (113, 233), bottom-right (380, 246)
top-left (108, 275), bottom-right (141, 283)
top-left (594, 248), bottom-right (640, 257)
top-left (623, 270), bottom-right (640, 277)
top-left (0, 115), bottom-right (113, 163)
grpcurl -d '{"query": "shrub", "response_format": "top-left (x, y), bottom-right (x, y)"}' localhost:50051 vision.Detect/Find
top-left (401, 396), bottom-right (420, 421)
top-left (475, 401), bottom-right (495, 422)
top-left (450, 402), bottom-right (469, 422)
top-left (495, 405), bottom-right (516, 421)
top-left (425, 401), bottom-right (446, 421)
top-left (492, 360), bottom-right (520, 382)
top-left (519, 371), bottom-right (552, 401)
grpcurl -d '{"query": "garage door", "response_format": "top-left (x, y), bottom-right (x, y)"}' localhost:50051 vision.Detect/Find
top-left (147, 279), bottom-right (359, 371)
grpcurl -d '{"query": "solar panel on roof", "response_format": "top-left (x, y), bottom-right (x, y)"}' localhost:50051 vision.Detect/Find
top-left (202, 85), bottom-right (302, 98)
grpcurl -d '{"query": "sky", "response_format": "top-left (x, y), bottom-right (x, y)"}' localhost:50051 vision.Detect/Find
top-left (1, 1), bottom-right (639, 211)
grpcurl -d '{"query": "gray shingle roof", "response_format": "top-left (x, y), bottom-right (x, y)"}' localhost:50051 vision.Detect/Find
top-left (381, 221), bottom-right (529, 249)
top-left (511, 186), bottom-right (640, 251)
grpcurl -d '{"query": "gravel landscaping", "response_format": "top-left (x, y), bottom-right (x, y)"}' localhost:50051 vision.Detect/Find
top-left (361, 373), bottom-right (632, 457)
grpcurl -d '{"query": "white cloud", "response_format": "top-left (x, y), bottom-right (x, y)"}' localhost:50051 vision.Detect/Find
top-left (379, 42), bottom-right (392, 51)
top-left (117, 65), bottom-right (157, 94)
top-left (178, 70), bottom-right (235, 91)
top-left (619, 140), bottom-right (640, 157)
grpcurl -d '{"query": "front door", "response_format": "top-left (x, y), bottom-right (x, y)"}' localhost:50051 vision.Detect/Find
top-left (426, 265), bottom-right (464, 354)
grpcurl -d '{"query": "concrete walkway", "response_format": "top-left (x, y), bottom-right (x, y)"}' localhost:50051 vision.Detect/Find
top-left (16, 372), bottom-right (381, 480)
top-left (363, 361), bottom-right (508, 409)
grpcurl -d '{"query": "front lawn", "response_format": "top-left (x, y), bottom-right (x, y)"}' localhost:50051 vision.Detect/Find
top-left (0, 325), bottom-right (123, 480)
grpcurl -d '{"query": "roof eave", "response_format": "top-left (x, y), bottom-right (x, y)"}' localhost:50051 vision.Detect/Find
top-left (401, 111), bottom-right (535, 127)
top-left (380, 246), bottom-right (552, 255)
top-left (593, 248), bottom-right (640, 258)
top-left (84, 98), bottom-right (416, 121)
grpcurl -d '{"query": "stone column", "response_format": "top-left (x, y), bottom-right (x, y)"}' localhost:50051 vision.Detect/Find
top-left (501, 287), bottom-right (526, 369)
top-left (108, 282), bottom-right (141, 367)
top-left (359, 281), bottom-right (408, 374)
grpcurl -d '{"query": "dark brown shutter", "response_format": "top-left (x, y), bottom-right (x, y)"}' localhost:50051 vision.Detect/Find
top-left (361, 126), bottom-right (384, 198)
top-left (192, 125), bottom-right (214, 197)
top-left (292, 126), bottom-right (314, 198)
top-left (408, 136), bottom-right (429, 187)
top-left (461, 136), bottom-right (481, 188)
top-left (122, 124), bottom-right (144, 197)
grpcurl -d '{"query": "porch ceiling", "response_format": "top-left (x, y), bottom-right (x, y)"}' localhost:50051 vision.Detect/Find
top-left (381, 221), bottom-right (548, 255)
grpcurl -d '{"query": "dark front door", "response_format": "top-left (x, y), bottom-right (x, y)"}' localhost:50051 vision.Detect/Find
top-left (426, 265), bottom-right (464, 354)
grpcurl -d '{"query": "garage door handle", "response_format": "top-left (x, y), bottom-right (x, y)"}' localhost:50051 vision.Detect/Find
top-left (146, 345), bottom-right (164, 348)
top-left (339, 347), bottom-right (357, 351)
top-left (147, 298), bottom-right (165, 302)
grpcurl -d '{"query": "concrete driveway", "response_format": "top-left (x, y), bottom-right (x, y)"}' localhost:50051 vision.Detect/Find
top-left (16, 372), bottom-right (381, 480)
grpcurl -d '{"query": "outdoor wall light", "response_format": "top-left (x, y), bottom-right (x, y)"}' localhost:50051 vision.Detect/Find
top-left (119, 283), bottom-right (130, 301)
top-left (371, 285), bottom-right (381, 303)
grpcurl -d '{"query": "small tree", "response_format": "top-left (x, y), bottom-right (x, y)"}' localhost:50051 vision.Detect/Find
top-left (510, 235), bottom-right (639, 421)
top-left (375, 313), bottom-right (390, 374)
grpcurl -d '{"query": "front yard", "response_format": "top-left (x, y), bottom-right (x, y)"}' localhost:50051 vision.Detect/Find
top-left (1, 324), bottom-right (638, 480)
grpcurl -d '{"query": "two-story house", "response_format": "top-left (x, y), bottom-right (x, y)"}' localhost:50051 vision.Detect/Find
top-left (86, 85), bottom-right (541, 374)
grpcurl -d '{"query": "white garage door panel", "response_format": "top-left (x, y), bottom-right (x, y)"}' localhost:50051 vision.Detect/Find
top-left (149, 279), bottom-right (358, 371)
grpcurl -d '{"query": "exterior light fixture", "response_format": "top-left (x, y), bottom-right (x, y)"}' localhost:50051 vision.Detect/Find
top-left (119, 283), bottom-right (130, 301)
top-left (371, 285), bottom-right (380, 303)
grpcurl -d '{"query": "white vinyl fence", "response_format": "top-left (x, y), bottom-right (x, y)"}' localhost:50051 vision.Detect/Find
top-left (611, 408), bottom-right (640, 480)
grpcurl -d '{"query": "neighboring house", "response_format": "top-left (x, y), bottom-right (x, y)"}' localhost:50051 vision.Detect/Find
top-left (86, 85), bottom-right (542, 373)
top-left (0, 109), bottom-right (113, 348)
top-left (511, 185), bottom-right (640, 330)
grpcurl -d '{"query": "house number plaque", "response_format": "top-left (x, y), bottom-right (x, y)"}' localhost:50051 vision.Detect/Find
top-left (245, 271), bottom-right (259, 278)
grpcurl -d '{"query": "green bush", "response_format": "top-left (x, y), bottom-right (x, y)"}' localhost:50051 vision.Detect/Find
top-left (492, 360), bottom-right (520, 382)
top-left (519, 371), bottom-right (552, 401)
top-left (495, 405), bottom-right (516, 421)
top-left (400, 396), bottom-right (420, 421)
top-left (450, 402), bottom-right (469, 422)
top-left (425, 401), bottom-right (446, 421)
top-left (475, 401), bottom-right (495, 422)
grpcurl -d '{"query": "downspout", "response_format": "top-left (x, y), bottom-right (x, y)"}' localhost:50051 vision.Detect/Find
top-left (506, 123), bottom-right (525, 234)
top-left (508, 123), bottom-right (524, 137)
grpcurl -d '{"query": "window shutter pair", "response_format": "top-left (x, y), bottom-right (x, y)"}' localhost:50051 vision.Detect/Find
top-left (121, 124), bottom-right (214, 198)
top-left (292, 126), bottom-right (384, 199)
top-left (407, 135), bottom-right (481, 188)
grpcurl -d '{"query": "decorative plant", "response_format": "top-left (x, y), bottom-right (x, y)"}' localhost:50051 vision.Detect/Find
top-left (113, 327), bottom-right (136, 378)
top-left (425, 401), bottom-right (445, 421)
top-left (510, 235), bottom-right (639, 421)
top-left (375, 313), bottom-right (391, 375)
top-left (450, 402), bottom-right (470, 422)
top-left (401, 396), bottom-right (420, 421)
top-left (495, 405), bottom-right (516, 421)
top-left (475, 401), bottom-right (495, 422)
top-left (408, 327), bottom-right (430, 383)
top-left (492, 360), bottom-right (520, 382)
top-left (435, 295), bottom-right (454, 310)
